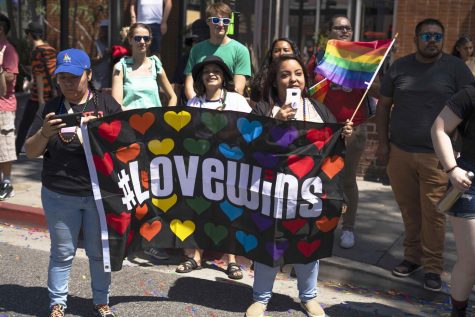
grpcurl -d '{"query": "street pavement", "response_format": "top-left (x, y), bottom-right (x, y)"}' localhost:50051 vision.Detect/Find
top-left (0, 156), bottom-right (472, 316)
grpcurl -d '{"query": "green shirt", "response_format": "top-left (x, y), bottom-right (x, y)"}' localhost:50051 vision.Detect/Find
top-left (184, 39), bottom-right (251, 77)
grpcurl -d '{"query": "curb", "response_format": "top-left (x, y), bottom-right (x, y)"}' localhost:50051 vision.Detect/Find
top-left (0, 202), bottom-right (47, 229)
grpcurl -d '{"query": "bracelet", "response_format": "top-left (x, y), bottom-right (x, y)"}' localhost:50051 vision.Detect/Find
top-left (444, 165), bottom-right (458, 173)
top-left (40, 129), bottom-right (49, 139)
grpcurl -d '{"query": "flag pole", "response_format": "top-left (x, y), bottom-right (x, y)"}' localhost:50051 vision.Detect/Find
top-left (349, 33), bottom-right (399, 122)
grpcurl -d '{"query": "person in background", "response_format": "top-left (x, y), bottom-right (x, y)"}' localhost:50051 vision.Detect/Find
top-left (16, 21), bottom-right (56, 156)
top-left (25, 48), bottom-right (121, 317)
top-left (111, 23), bottom-right (176, 110)
top-left (452, 35), bottom-right (475, 75)
top-left (176, 55), bottom-right (250, 280)
top-left (184, 2), bottom-right (251, 99)
top-left (376, 18), bottom-right (474, 292)
top-left (246, 54), bottom-right (352, 317)
top-left (91, 20), bottom-right (111, 90)
top-left (432, 82), bottom-right (475, 317)
top-left (249, 37), bottom-right (299, 104)
top-left (112, 26), bottom-right (131, 65)
top-left (130, 0), bottom-right (172, 56)
top-left (314, 15), bottom-right (378, 249)
top-left (0, 13), bottom-right (19, 201)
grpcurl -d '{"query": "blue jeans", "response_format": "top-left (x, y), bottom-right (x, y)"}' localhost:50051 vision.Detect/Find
top-left (148, 23), bottom-right (162, 54)
top-left (252, 261), bottom-right (319, 304)
top-left (42, 187), bottom-right (111, 308)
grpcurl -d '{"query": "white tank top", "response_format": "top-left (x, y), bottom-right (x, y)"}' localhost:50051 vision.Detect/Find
top-left (137, 0), bottom-right (163, 24)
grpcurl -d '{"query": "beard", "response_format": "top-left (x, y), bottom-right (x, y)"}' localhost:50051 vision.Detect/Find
top-left (418, 45), bottom-right (442, 59)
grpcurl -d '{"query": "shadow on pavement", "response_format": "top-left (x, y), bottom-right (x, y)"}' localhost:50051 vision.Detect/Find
top-left (325, 301), bottom-right (423, 317)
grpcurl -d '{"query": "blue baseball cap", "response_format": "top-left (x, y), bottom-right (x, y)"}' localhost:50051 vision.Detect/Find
top-left (54, 48), bottom-right (90, 76)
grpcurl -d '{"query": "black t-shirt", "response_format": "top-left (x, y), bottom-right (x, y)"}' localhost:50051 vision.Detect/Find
top-left (447, 83), bottom-right (475, 162)
top-left (380, 53), bottom-right (474, 152)
top-left (28, 92), bottom-right (122, 196)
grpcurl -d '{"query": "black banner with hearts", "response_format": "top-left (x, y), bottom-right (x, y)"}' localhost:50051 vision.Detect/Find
top-left (84, 106), bottom-right (345, 271)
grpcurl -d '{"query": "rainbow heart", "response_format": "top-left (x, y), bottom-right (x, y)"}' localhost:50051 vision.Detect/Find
top-left (288, 155), bottom-right (314, 179)
top-left (184, 138), bottom-right (210, 155)
top-left (152, 194), bottom-right (177, 213)
top-left (148, 138), bottom-right (174, 155)
top-left (315, 216), bottom-right (340, 232)
top-left (204, 223), bottom-right (228, 245)
top-left (219, 200), bottom-right (243, 221)
top-left (265, 241), bottom-right (289, 261)
top-left (271, 126), bottom-right (299, 148)
top-left (135, 203), bottom-right (148, 220)
top-left (218, 143), bottom-right (244, 160)
top-left (164, 111), bottom-right (191, 132)
top-left (201, 112), bottom-right (228, 134)
top-left (235, 231), bottom-right (258, 253)
top-left (321, 155), bottom-right (344, 179)
top-left (93, 153), bottom-right (114, 176)
top-left (106, 212), bottom-right (131, 235)
top-left (297, 239), bottom-right (321, 257)
top-left (170, 219), bottom-right (195, 241)
top-left (237, 118), bottom-right (263, 143)
top-left (129, 112), bottom-right (155, 135)
top-left (98, 120), bottom-right (121, 143)
top-left (185, 197), bottom-right (211, 215)
top-left (115, 143), bottom-right (141, 164)
top-left (140, 220), bottom-right (162, 242)
top-left (282, 218), bottom-right (307, 234)
top-left (306, 127), bottom-right (333, 150)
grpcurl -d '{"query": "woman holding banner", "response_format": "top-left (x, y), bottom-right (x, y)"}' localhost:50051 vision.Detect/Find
top-left (24, 48), bottom-right (121, 317)
top-left (246, 54), bottom-right (352, 317)
top-left (431, 83), bottom-right (475, 317)
top-left (176, 55), bottom-right (251, 279)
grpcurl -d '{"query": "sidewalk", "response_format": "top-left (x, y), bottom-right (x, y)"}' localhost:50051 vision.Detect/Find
top-left (0, 156), bottom-right (464, 303)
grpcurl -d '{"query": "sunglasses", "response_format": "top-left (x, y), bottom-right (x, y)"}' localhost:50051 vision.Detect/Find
top-left (208, 17), bottom-right (231, 25)
top-left (332, 25), bottom-right (352, 32)
top-left (133, 35), bottom-right (151, 43)
top-left (419, 32), bottom-right (444, 42)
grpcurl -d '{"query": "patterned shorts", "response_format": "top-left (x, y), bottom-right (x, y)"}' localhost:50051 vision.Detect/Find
top-left (0, 111), bottom-right (17, 163)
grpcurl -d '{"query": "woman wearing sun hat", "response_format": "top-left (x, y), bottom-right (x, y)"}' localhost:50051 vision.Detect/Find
top-left (25, 48), bottom-right (121, 317)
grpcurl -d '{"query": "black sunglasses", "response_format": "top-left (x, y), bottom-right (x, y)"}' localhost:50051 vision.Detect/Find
top-left (419, 32), bottom-right (444, 42)
top-left (133, 35), bottom-right (151, 43)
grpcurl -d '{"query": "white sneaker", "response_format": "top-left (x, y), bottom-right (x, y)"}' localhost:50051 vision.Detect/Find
top-left (339, 230), bottom-right (355, 249)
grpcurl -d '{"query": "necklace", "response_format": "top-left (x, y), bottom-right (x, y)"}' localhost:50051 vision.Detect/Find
top-left (57, 90), bottom-right (91, 144)
top-left (199, 89), bottom-right (227, 111)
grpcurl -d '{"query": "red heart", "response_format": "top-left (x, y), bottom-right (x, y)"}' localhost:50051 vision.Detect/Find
top-left (135, 203), bottom-right (148, 220)
top-left (129, 112), bottom-right (155, 135)
top-left (306, 127), bottom-right (333, 150)
top-left (282, 218), bottom-right (307, 234)
top-left (98, 120), bottom-right (122, 143)
top-left (297, 239), bottom-right (321, 257)
top-left (93, 152), bottom-right (114, 176)
top-left (106, 212), bottom-right (131, 235)
top-left (288, 155), bottom-right (314, 179)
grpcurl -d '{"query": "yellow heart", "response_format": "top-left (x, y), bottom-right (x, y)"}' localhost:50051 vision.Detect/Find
top-left (148, 138), bottom-right (174, 155)
top-left (164, 111), bottom-right (191, 132)
top-left (152, 194), bottom-right (177, 212)
top-left (170, 219), bottom-right (195, 241)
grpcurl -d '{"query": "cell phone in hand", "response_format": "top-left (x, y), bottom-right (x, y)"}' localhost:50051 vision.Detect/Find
top-left (285, 88), bottom-right (301, 109)
top-left (51, 113), bottom-right (83, 127)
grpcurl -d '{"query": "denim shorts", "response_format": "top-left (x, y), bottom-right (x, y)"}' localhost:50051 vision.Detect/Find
top-left (447, 159), bottom-right (475, 219)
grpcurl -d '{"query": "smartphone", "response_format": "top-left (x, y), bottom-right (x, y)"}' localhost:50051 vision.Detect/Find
top-left (285, 88), bottom-right (300, 109)
top-left (51, 113), bottom-right (83, 127)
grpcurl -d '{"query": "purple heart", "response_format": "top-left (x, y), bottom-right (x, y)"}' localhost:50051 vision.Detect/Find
top-left (253, 152), bottom-right (277, 168)
top-left (265, 241), bottom-right (289, 261)
top-left (251, 213), bottom-right (274, 232)
top-left (271, 126), bottom-right (299, 148)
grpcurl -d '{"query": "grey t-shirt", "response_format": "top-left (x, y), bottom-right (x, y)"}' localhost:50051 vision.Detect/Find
top-left (380, 53), bottom-right (474, 152)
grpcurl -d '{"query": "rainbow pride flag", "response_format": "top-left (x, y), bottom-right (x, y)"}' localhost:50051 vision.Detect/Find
top-left (316, 39), bottom-right (392, 89)
top-left (308, 78), bottom-right (330, 103)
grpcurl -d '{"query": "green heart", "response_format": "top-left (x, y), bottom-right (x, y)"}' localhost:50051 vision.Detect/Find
top-left (201, 112), bottom-right (228, 134)
top-left (204, 223), bottom-right (228, 245)
top-left (185, 197), bottom-right (212, 214)
top-left (183, 138), bottom-right (210, 155)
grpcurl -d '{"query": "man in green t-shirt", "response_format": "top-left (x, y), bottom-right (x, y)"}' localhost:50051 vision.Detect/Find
top-left (184, 2), bottom-right (251, 99)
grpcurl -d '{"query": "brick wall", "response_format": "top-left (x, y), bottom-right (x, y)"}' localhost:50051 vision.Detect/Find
top-left (358, 0), bottom-right (475, 180)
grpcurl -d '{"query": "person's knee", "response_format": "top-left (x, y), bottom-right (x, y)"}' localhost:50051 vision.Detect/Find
top-left (51, 244), bottom-right (76, 263)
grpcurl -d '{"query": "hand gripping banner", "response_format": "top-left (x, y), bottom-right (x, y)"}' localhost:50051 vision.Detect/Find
top-left (83, 107), bottom-right (345, 271)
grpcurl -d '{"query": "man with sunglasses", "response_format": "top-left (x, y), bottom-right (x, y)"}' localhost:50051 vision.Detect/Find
top-left (184, 2), bottom-right (251, 101)
top-left (130, 0), bottom-right (172, 56)
top-left (376, 18), bottom-right (474, 292)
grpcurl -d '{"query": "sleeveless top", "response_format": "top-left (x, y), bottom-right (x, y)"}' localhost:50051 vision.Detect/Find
top-left (116, 55), bottom-right (162, 109)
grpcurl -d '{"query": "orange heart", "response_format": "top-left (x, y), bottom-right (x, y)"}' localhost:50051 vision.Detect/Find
top-left (129, 112), bottom-right (155, 135)
top-left (116, 143), bottom-right (141, 164)
top-left (135, 203), bottom-right (148, 220)
top-left (141, 170), bottom-right (149, 189)
top-left (315, 216), bottom-right (340, 232)
top-left (140, 220), bottom-right (162, 242)
top-left (321, 155), bottom-right (344, 179)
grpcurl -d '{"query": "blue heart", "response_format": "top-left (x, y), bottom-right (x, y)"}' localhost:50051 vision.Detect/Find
top-left (218, 143), bottom-right (244, 160)
top-left (236, 231), bottom-right (258, 253)
top-left (219, 200), bottom-right (243, 221)
top-left (237, 118), bottom-right (263, 143)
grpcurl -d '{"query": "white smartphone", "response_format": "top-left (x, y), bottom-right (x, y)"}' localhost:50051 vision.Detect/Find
top-left (285, 88), bottom-right (300, 109)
